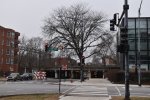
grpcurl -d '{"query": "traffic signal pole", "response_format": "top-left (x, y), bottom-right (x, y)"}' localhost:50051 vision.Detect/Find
top-left (124, 0), bottom-right (130, 100)
top-left (110, 0), bottom-right (130, 99)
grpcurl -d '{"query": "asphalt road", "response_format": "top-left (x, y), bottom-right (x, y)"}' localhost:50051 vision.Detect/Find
top-left (107, 85), bottom-right (150, 97)
top-left (0, 80), bottom-right (73, 96)
top-left (0, 79), bottom-right (150, 97)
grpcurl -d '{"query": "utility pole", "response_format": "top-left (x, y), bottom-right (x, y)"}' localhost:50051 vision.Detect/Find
top-left (112, 0), bottom-right (130, 99)
top-left (124, 0), bottom-right (130, 99)
top-left (137, 0), bottom-right (143, 87)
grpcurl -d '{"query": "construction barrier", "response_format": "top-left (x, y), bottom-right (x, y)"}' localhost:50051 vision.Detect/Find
top-left (34, 71), bottom-right (46, 80)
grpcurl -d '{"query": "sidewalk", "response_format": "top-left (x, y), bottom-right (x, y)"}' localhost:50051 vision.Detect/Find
top-left (59, 78), bottom-right (112, 100)
top-left (61, 78), bottom-right (112, 86)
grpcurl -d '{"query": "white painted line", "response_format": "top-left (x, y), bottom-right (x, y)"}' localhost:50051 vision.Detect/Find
top-left (115, 86), bottom-right (121, 96)
top-left (59, 85), bottom-right (78, 99)
top-left (122, 87), bottom-right (132, 90)
top-left (62, 85), bottom-right (77, 94)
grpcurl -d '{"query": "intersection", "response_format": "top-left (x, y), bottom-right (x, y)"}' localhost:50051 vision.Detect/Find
top-left (0, 78), bottom-right (150, 99)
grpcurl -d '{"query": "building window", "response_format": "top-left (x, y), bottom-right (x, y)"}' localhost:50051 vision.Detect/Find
top-left (128, 39), bottom-right (136, 50)
top-left (0, 58), bottom-right (3, 64)
top-left (11, 32), bottom-right (15, 38)
top-left (128, 51), bottom-right (136, 60)
top-left (140, 51), bottom-right (148, 61)
top-left (136, 19), bottom-right (147, 29)
top-left (1, 58), bottom-right (3, 64)
top-left (140, 39), bottom-right (147, 50)
top-left (128, 29), bottom-right (135, 38)
top-left (6, 49), bottom-right (10, 55)
top-left (6, 40), bottom-right (10, 46)
top-left (128, 19), bottom-right (135, 29)
top-left (148, 29), bottom-right (150, 38)
top-left (0, 49), bottom-right (3, 55)
top-left (2, 31), bottom-right (4, 36)
top-left (6, 58), bottom-right (10, 64)
top-left (11, 58), bottom-right (14, 64)
top-left (11, 50), bottom-right (14, 56)
top-left (1, 40), bottom-right (4, 45)
top-left (148, 19), bottom-right (150, 28)
top-left (7, 32), bottom-right (11, 37)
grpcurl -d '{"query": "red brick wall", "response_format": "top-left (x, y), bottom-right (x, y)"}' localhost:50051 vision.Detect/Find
top-left (0, 26), bottom-right (20, 73)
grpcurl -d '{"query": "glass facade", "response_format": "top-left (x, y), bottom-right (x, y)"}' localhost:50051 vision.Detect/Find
top-left (128, 17), bottom-right (150, 71)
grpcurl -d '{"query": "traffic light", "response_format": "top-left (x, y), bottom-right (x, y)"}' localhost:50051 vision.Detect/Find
top-left (110, 13), bottom-right (118, 31)
top-left (110, 19), bottom-right (115, 31)
top-left (113, 13), bottom-right (117, 25)
top-left (45, 44), bottom-right (48, 52)
top-left (117, 27), bottom-right (129, 53)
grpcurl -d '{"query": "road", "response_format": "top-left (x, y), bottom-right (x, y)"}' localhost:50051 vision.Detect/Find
top-left (108, 85), bottom-right (150, 97)
top-left (0, 80), bottom-right (73, 96)
top-left (60, 79), bottom-right (150, 98)
top-left (0, 79), bottom-right (150, 97)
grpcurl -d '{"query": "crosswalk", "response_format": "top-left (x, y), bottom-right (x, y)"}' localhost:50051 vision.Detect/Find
top-left (66, 85), bottom-right (109, 97)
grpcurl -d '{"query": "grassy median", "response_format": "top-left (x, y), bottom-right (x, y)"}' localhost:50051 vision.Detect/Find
top-left (0, 94), bottom-right (59, 100)
top-left (111, 96), bottom-right (150, 100)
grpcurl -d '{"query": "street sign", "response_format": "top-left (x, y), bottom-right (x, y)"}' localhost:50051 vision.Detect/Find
top-left (62, 65), bottom-right (67, 70)
top-left (48, 47), bottom-right (58, 51)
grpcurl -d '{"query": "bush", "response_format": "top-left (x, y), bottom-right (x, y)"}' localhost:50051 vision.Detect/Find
top-left (106, 70), bottom-right (150, 85)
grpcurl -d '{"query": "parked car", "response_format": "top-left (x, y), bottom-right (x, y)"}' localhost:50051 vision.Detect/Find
top-left (7, 73), bottom-right (22, 81)
top-left (20, 73), bottom-right (33, 80)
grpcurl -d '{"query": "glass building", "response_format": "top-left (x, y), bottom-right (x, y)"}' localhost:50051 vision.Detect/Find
top-left (123, 17), bottom-right (150, 71)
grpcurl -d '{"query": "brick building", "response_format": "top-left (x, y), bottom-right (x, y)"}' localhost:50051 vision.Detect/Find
top-left (0, 26), bottom-right (20, 75)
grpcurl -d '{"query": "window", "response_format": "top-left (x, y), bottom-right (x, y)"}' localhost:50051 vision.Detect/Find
top-left (1, 58), bottom-right (3, 64)
top-left (2, 31), bottom-right (4, 36)
top-left (136, 29), bottom-right (147, 38)
top-left (128, 51), bottom-right (136, 60)
top-left (11, 58), bottom-right (14, 64)
top-left (128, 19), bottom-right (135, 29)
top-left (6, 58), bottom-right (10, 64)
top-left (148, 19), bottom-right (150, 28)
top-left (11, 50), bottom-right (14, 56)
top-left (136, 19), bottom-right (147, 29)
top-left (11, 32), bottom-right (15, 38)
top-left (0, 40), bottom-right (1, 45)
top-left (7, 32), bottom-right (11, 37)
top-left (6, 49), bottom-right (11, 55)
top-left (1, 40), bottom-right (4, 45)
top-left (128, 39), bottom-right (136, 50)
top-left (0, 49), bottom-right (3, 55)
top-left (11, 42), bottom-right (14, 47)
top-left (128, 29), bottom-right (135, 38)
top-left (140, 51), bottom-right (148, 60)
top-left (148, 51), bottom-right (150, 59)
top-left (148, 29), bottom-right (150, 38)
top-left (6, 40), bottom-right (10, 46)
top-left (0, 58), bottom-right (3, 64)
top-left (140, 39), bottom-right (147, 50)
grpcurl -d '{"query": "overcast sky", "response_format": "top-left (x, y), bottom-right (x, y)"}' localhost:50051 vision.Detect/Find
top-left (0, 0), bottom-right (149, 38)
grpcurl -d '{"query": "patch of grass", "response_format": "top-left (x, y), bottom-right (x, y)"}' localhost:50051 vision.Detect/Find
top-left (0, 94), bottom-right (59, 100)
top-left (111, 96), bottom-right (150, 100)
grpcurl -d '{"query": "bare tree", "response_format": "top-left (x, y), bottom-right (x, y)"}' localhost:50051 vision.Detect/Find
top-left (18, 36), bottom-right (50, 73)
top-left (42, 4), bottom-right (113, 81)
